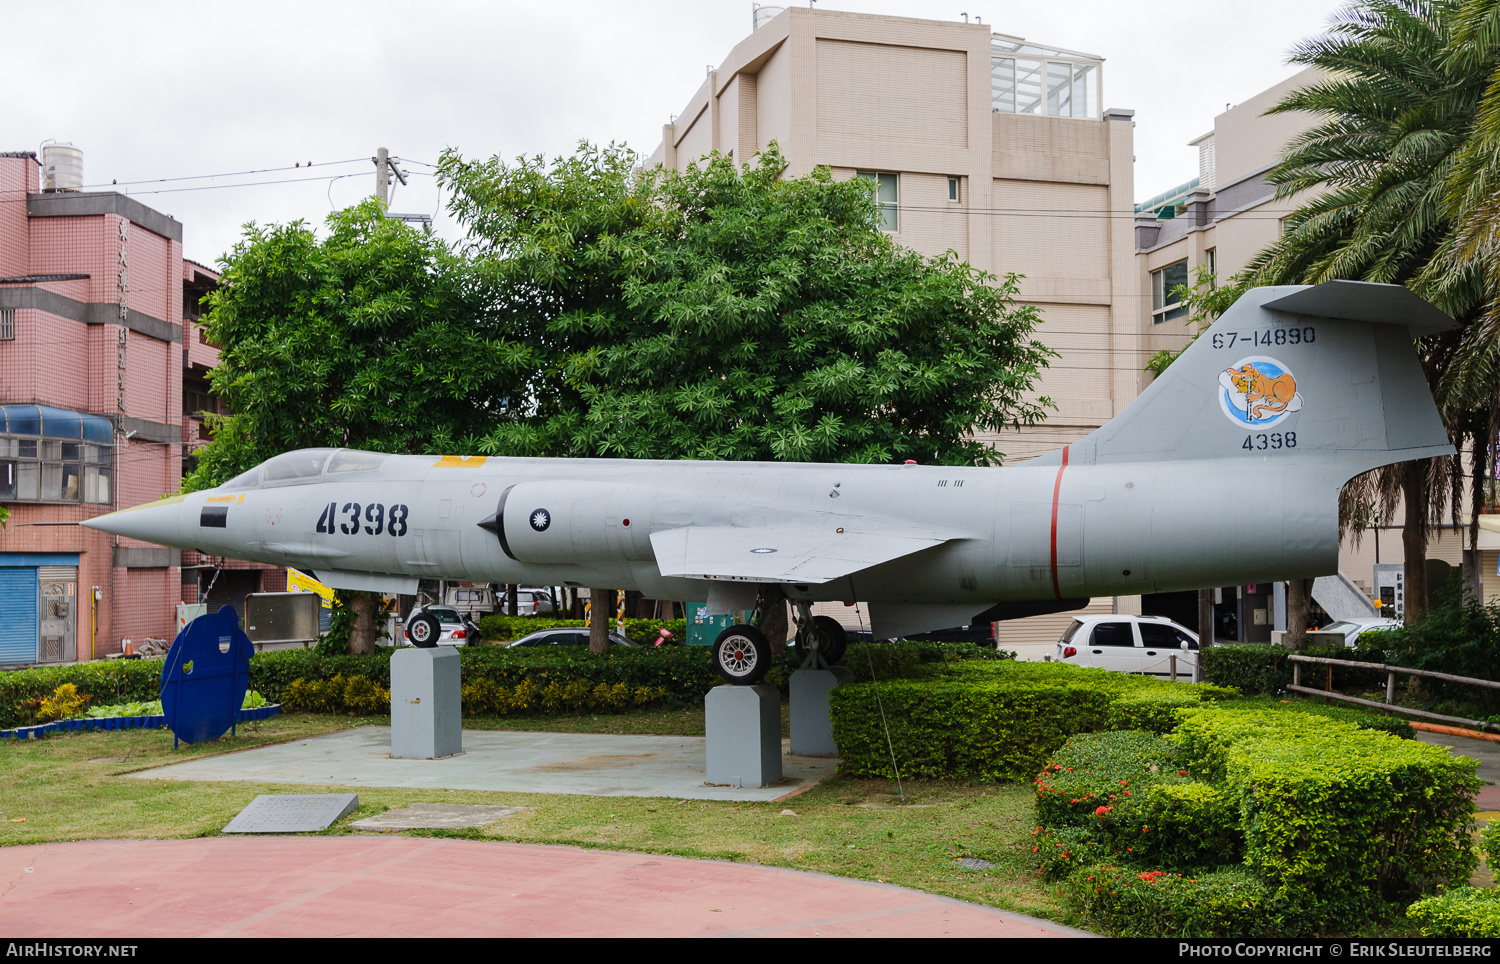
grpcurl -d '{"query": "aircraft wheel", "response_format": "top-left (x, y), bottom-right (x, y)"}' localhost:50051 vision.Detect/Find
top-left (812, 616), bottom-right (848, 664)
top-left (408, 613), bottom-right (441, 649)
top-left (713, 624), bottom-right (770, 685)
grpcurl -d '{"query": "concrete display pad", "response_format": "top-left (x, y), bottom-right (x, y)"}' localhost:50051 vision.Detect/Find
top-left (705, 683), bottom-right (782, 789)
top-left (391, 646), bottom-right (461, 760)
top-left (350, 803), bottom-right (523, 830)
top-left (789, 666), bottom-right (853, 757)
top-left (129, 727), bottom-right (836, 802)
top-left (222, 793), bottom-right (359, 833)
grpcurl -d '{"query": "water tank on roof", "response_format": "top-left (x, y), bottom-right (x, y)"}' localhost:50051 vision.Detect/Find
top-left (40, 141), bottom-right (83, 193)
top-left (752, 4), bottom-right (785, 30)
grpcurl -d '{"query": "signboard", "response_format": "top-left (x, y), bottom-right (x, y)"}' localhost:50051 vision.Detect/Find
top-left (287, 567), bottom-right (334, 609)
top-left (1373, 563), bottom-right (1405, 620)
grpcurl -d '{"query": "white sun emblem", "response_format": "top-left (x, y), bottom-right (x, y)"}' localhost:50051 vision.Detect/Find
top-left (529, 509), bottom-right (551, 532)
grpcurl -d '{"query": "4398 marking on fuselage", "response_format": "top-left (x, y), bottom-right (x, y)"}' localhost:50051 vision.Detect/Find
top-left (314, 501), bottom-right (410, 537)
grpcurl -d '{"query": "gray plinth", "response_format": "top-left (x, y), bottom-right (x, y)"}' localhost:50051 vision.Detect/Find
top-left (789, 666), bottom-right (853, 757)
top-left (391, 646), bottom-right (462, 760)
top-left (223, 793), bottom-right (359, 833)
top-left (705, 683), bottom-right (782, 788)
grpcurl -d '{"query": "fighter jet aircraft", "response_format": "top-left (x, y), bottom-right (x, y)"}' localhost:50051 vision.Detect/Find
top-left (85, 281), bottom-right (1454, 685)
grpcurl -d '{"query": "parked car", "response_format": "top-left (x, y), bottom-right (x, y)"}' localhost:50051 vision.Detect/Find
top-left (1312, 617), bottom-right (1402, 648)
top-left (512, 588), bottom-right (556, 616)
top-left (403, 605), bottom-right (476, 647)
top-left (1053, 614), bottom-right (1199, 680)
top-left (507, 627), bottom-right (635, 648)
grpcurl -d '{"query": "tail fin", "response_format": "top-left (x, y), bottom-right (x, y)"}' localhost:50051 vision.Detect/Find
top-left (1044, 281), bottom-right (1455, 474)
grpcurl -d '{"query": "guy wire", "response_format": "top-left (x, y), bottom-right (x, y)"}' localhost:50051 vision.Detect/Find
top-left (854, 602), bottom-right (903, 801)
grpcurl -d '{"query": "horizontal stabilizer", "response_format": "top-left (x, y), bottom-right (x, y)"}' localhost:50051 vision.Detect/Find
top-left (651, 525), bottom-right (953, 584)
top-left (1261, 280), bottom-right (1455, 336)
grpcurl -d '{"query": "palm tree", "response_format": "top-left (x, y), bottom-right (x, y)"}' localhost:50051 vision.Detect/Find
top-left (1240, 0), bottom-right (1492, 621)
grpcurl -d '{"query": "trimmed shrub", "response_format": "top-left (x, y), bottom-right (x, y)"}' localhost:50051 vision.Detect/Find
top-left (1033, 730), bottom-right (1181, 828)
top-left (1201, 645), bottom-right (1289, 696)
top-left (1171, 706), bottom-right (1480, 923)
top-left (831, 662), bottom-right (1225, 781)
top-left (1230, 728), bottom-right (1478, 920)
top-left (1064, 864), bottom-right (1317, 938)
top-left (1408, 888), bottom-right (1500, 938)
top-left (0, 659), bottom-right (164, 729)
top-left (1035, 731), bottom-right (1242, 871)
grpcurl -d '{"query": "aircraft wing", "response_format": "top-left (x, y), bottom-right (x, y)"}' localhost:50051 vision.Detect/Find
top-left (650, 525), bottom-right (955, 584)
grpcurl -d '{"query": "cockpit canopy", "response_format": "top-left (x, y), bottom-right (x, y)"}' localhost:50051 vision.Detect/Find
top-left (221, 448), bottom-right (391, 489)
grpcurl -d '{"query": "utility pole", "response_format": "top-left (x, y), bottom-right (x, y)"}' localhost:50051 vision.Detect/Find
top-left (375, 147), bottom-right (389, 206)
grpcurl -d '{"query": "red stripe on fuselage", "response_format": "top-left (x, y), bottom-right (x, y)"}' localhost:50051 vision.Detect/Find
top-left (1049, 446), bottom-right (1069, 600)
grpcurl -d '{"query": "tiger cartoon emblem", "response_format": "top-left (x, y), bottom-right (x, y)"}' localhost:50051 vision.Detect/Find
top-left (1218, 356), bottom-right (1304, 428)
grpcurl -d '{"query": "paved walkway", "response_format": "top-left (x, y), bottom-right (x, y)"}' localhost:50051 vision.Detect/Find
top-left (0, 837), bottom-right (1092, 938)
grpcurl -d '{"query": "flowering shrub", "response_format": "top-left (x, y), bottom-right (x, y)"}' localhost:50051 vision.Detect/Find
top-left (1039, 706), bottom-right (1478, 936)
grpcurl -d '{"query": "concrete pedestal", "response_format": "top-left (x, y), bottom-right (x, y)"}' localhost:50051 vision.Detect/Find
top-left (391, 647), bottom-right (462, 760)
top-left (705, 683), bottom-right (782, 788)
top-left (790, 667), bottom-right (853, 757)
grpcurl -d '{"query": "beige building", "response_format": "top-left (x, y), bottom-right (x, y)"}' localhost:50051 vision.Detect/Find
top-left (647, 6), bottom-right (1147, 644)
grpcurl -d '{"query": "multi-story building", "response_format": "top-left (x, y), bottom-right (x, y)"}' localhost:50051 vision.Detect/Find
top-left (0, 148), bottom-right (280, 666)
top-left (648, 6), bottom-right (1143, 643)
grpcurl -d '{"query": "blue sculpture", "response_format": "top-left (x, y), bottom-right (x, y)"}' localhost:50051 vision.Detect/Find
top-left (161, 604), bottom-right (254, 748)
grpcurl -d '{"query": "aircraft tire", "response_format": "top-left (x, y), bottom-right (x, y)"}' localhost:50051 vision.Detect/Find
top-left (812, 616), bottom-right (848, 664)
top-left (713, 624), bottom-right (770, 685)
top-left (408, 612), bottom-right (441, 649)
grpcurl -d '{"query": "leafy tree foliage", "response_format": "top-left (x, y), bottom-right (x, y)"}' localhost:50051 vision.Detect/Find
top-left (182, 200), bottom-right (533, 492)
top-left (438, 144), bottom-right (1054, 466)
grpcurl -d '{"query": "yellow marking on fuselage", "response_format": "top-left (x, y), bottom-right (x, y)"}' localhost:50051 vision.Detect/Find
top-left (114, 494), bottom-right (188, 513)
top-left (432, 455), bottom-right (488, 468)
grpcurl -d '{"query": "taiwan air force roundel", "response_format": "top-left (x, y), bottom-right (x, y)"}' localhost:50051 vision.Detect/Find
top-left (529, 509), bottom-right (551, 532)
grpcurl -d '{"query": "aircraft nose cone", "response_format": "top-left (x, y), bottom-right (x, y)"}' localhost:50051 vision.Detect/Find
top-left (81, 495), bottom-right (189, 546)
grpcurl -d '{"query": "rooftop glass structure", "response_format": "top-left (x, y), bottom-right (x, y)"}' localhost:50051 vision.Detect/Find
top-left (991, 35), bottom-right (1103, 119)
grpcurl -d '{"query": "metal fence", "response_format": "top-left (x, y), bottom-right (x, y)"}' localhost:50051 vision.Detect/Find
top-left (1288, 653), bottom-right (1500, 733)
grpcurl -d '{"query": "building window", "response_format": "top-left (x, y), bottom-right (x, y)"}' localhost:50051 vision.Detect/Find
top-left (858, 171), bottom-right (898, 231)
top-left (948, 177), bottom-right (961, 202)
top-left (0, 405), bottom-right (112, 505)
top-left (1152, 260), bottom-right (1190, 324)
top-left (0, 308), bottom-right (12, 340)
top-left (991, 38), bottom-right (1101, 119)
top-left (1206, 248), bottom-right (1217, 281)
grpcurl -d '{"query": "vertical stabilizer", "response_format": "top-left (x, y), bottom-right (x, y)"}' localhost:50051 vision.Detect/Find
top-left (1042, 281), bottom-right (1454, 475)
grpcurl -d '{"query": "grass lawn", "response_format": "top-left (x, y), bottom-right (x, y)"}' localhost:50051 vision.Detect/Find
top-left (0, 709), bottom-right (1082, 929)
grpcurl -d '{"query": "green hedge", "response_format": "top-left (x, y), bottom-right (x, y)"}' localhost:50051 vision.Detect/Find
top-left (1034, 731), bottom-right (1242, 872)
top-left (1200, 645), bottom-right (1290, 695)
top-left (1174, 707), bottom-right (1477, 925)
top-left (1064, 865), bottom-right (1317, 939)
top-left (829, 662), bottom-right (1225, 781)
top-left (1038, 706), bottom-right (1478, 936)
top-left (0, 660), bottom-right (165, 729)
top-left (1407, 888), bottom-right (1500, 938)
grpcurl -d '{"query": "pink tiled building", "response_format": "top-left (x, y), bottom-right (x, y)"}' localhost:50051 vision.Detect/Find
top-left (0, 150), bottom-right (280, 666)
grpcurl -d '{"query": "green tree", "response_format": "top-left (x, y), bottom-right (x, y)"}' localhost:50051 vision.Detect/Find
top-left (184, 200), bottom-right (535, 652)
top-left (183, 200), bottom-right (533, 492)
top-left (1234, 0), bottom-right (1492, 620)
top-left (438, 144), bottom-right (1055, 466)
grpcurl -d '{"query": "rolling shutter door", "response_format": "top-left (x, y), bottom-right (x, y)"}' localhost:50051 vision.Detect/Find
top-left (0, 568), bottom-right (39, 664)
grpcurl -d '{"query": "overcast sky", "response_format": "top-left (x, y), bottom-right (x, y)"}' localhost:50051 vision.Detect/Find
top-left (4, 0), bottom-right (1345, 266)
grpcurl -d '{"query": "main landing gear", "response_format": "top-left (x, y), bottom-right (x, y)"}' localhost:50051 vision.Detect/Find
top-left (711, 599), bottom-right (850, 685)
